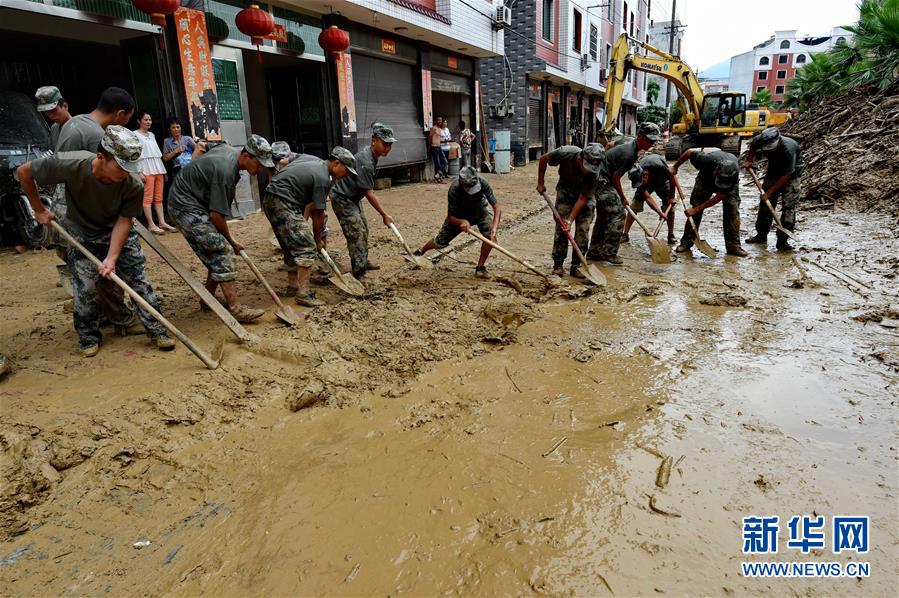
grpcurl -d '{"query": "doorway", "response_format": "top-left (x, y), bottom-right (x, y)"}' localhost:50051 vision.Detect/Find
top-left (266, 64), bottom-right (326, 157)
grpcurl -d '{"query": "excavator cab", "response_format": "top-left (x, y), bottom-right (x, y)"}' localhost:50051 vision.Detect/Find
top-left (700, 92), bottom-right (747, 130)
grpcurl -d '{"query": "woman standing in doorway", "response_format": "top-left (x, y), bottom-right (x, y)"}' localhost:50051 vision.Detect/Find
top-left (134, 111), bottom-right (175, 233)
top-left (162, 117), bottom-right (197, 180)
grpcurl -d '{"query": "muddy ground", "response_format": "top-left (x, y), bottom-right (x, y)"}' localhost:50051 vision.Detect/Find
top-left (1, 161), bottom-right (897, 596)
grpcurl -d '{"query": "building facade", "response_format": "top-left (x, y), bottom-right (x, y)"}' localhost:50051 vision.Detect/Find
top-left (1, 0), bottom-right (503, 206)
top-left (729, 27), bottom-right (854, 102)
top-left (481, 0), bottom-right (650, 165)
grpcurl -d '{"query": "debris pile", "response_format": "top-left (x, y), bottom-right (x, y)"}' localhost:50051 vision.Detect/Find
top-left (781, 84), bottom-right (899, 216)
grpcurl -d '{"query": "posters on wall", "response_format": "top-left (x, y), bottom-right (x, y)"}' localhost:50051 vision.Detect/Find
top-left (175, 8), bottom-right (221, 141)
top-left (335, 52), bottom-right (357, 137)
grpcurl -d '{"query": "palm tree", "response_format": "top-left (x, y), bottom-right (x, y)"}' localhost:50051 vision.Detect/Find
top-left (751, 88), bottom-right (773, 106)
top-left (846, 0), bottom-right (899, 90)
top-left (647, 80), bottom-right (661, 106)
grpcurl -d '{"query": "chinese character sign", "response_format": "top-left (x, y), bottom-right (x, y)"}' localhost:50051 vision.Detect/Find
top-left (335, 52), bottom-right (357, 137)
top-left (421, 69), bottom-right (432, 132)
top-left (176, 8), bottom-right (221, 141)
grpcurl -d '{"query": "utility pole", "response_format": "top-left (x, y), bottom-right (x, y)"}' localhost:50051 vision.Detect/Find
top-left (665, 0), bottom-right (677, 113)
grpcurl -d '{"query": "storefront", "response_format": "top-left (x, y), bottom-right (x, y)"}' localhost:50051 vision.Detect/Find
top-left (429, 49), bottom-right (475, 141)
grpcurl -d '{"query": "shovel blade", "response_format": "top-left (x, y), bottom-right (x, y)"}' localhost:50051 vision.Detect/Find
top-left (329, 274), bottom-right (365, 297)
top-left (695, 239), bottom-right (717, 258)
top-left (274, 305), bottom-right (301, 326)
top-left (647, 237), bottom-right (673, 264)
top-left (580, 263), bottom-right (607, 286)
top-left (404, 254), bottom-right (434, 269)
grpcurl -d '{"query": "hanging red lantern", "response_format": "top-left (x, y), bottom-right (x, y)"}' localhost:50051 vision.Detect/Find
top-left (132, 0), bottom-right (179, 28)
top-left (318, 25), bottom-right (350, 59)
top-left (236, 3), bottom-right (275, 64)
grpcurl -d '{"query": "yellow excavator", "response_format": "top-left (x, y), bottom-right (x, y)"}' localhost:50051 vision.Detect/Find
top-left (603, 33), bottom-right (772, 159)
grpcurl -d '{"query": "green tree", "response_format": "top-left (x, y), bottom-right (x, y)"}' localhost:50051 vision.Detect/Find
top-left (751, 88), bottom-right (773, 106)
top-left (647, 80), bottom-right (661, 106)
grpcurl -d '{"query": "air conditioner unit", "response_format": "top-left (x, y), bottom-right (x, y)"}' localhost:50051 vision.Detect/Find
top-left (599, 68), bottom-right (608, 83)
top-left (581, 54), bottom-right (591, 71)
top-left (493, 5), bottom-right (512, 29)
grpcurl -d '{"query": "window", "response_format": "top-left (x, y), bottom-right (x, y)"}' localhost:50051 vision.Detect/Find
top-left (542, 0), bottom-right (554, 42)
top-left (629, 12), bottom-right (634, 36)
top-left (590, 24), bottom-right (598, 60)
top-left (776, 69), bottom-right (787, 79)
top-left (623, 2), bottom-right (628, 28)
top-left (778, 54), bottom-right (788, 64)
top-left (796, 54), bottom-right (806, 64)
top-left (836, 36), bottom-right (846, 44)
top-left (780, 40), bottom-right (790, 49)
top-left (759, 56), bottom-right (769, 66)
top-left (758, 71), bottom-right (768, 80)
top-left (775, 85), bottom-right (785, 94)
top-left (607, 0), bottom-right (613, 21)
top-left (757, 86), bottom-right (767, 93)
top-left (606, 42), bottom-right (612, 70)
top-left (573, 9), bottom-right (582, 52)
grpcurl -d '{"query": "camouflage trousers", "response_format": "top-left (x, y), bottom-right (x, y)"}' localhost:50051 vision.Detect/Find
top-left (170, 209), bottom-right (237, 282)
top-left (68, 233), bottom-right (166, 348)
top-left (756, 175), bottom-right (801, 243)
top-left (552, 187), bottom-right (595, 268)
top-left (331, 194), bottom-right (369, 276)
top-left (434, 208), bottom-right (494, 248)
top-left (586, 183), bottom-right (625, 260)
top-left (262, 194), bottom-right (316, 270)
top-left (680, 177), bottom-right (741, 248)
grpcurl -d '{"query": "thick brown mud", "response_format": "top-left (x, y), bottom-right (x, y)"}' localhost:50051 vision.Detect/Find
top-left (1, 163), bottom-right (897, 596)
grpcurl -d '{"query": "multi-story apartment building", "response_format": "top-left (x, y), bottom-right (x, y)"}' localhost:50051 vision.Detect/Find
top-left (481, 0), bottom-right (650, 165)
top-left (729, 27), bottom-right (853, 103)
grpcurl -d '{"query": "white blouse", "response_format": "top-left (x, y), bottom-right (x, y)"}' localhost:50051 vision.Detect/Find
top-left (133, 130), bottom-right (167, 175)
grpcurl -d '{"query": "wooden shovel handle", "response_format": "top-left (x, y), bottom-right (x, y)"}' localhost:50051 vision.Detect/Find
top-left (746, 168), bottom-right (797, 241)
top-left (673, 178), bottom-right (703, 236)
top-left (51, 221), bottom-right (219, 369)
top-left (239, 250), bottom-right (287, 310)
top-left (540, 191), bottom-right (591, 267)
top-left (624, 203), bottom-right (654, 236)
top-left (651, 203), bottom-right (673, 238)
top-left (465, 229), bottom-right (546, 278)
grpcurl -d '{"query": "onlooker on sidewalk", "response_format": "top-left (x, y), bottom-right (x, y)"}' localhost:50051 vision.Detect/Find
top-left (429, 117), bottom-right (448, 182)
top-left (133, 111), bottom-right (174, 234)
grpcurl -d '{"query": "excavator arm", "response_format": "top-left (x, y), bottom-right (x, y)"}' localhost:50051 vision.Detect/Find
top-left (603, 34), bottom-right (705, 135)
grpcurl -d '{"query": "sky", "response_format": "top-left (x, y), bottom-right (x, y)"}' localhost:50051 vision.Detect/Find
top-left (664, 0), bottom-right (861, 74)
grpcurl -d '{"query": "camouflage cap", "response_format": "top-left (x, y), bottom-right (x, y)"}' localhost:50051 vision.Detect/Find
top-left (756, 126), bottom-right (781, 151)
top-left (714, 157), bottom-right (740, 190)
top-left (245, 134), bottom-right (275, 167)
top-left (101, 125), bottom-right (142, 173)
top-left (637, 121), bottom-right (662, 141)
top-left (628, 162), bottom-right (644, 186)
top-left (271, 141), bottom-right (292, 162)
top-left (329, 146), bottom-right (357, 176)
top-left (580, 143), bottom-right (605, 174)
top-left (371, 122), bottom-right (397, 143)
top-left (458, 165), bottom-right (482, 194)
top-left (35, 86), bottom-right (62, 112)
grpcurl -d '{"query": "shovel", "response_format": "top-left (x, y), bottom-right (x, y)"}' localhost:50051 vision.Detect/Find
top-left (624, 203), bottom-right (671, 264)
top-left (238, 250), bottom-right (300, 326)
top-left (319, 248), bottom-right (364, 297)
top-left (540, 191), bottom-right (606, 286)
top-left (746, 169), bottom-right (798, 241)
top-left (673, 179), bottom-right (717, 258)
top-left (465, 229), bottom-right (548, 279)
top-left (651, 203), bottom-right (674, 238)
top-left (51, 221), bottom-right (219, 370)
top-left (388, 222), bottom-right (433, 269)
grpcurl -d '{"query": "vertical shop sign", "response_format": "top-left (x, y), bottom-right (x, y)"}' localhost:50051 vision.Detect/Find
top-left (421, 69), bottom-right (433, 131)
top-left (175, 8), bottom-right (221, 140)
top-left (335, 52), bottom-right (357, 136)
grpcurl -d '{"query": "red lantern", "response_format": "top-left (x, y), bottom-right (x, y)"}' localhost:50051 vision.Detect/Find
top-left (236, 3), bottom-right (275, 64)
top-left (132, 0), bottom-right (179, 28)
top-left (318, 25), bottom-right (350, 59)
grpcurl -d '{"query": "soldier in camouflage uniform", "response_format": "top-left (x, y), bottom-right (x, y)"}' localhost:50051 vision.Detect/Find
top-left (263, 147), bottom-right (356, 306)
top-left (743, 127), bottom-right (805, 251)
top-left (623, 153), bottom-right (678, 244)
top-left (536, 143), bottom-right (604, 277)
top-left (330, 123), bottom-right (397, 278)
top-left (168, 135), bottom-right (276, 322)
top-left (670, 149), bottom-right (747, 257)
top-left (587, 122), bottom-right (661, 265)
top-left (35, 85), bottom-right (72, 151)
top-left (414, 166), bottom-right (503, 278)
top-left (18, 126), bottom-right (175, 357)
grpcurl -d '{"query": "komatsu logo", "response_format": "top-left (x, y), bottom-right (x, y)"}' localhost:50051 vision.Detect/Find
top-left (639, 61), bottom-right (663, 72)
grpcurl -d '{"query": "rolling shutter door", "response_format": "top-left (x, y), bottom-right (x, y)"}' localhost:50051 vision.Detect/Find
top-left (528, 97), bottom-right (543, 147)
top-left (351, 54), bottom-right (425, 167)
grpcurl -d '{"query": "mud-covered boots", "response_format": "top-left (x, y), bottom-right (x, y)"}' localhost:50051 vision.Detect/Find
top-left (745, 233), bottom-right (767, 244)
top-left (229, 303), bottom-right (266, 322)
top-left (551, 265), bottom-right (564, 277)
top-left (570, 266), bottom-right (586, 279)
top-left (776, 239), bottom-right (794, 251)
top-left (726, 245), bottom-right (748, 257)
